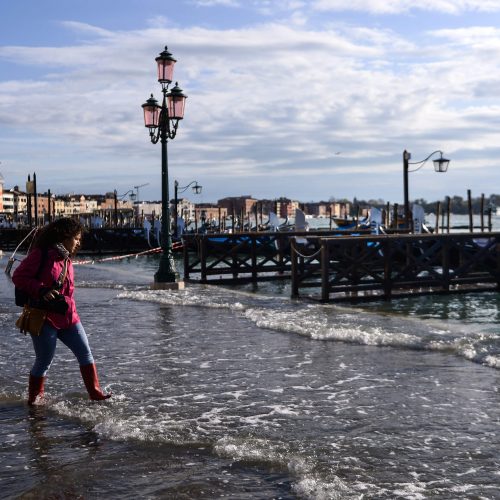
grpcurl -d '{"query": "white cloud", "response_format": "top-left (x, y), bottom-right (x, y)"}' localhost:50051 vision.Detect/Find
top-left (2, 15), bottom-right (500, 201)
top-left (312, 0), bottom-right (500, 14)
top-left (191, 0), bottom-right (240, 6)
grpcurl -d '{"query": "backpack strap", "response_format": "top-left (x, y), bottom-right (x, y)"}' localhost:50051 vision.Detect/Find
top-left (55, 259), bottom-right (68, 289)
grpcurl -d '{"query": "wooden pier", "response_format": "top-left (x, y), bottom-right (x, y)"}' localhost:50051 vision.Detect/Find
top-left (183, 231), bottom-right (500, 302)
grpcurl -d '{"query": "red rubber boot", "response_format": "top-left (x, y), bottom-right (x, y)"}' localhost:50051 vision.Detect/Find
top-left (28, 374), bottom-right (46, 406)
top-left (80, 363), bottom-right (112, 401)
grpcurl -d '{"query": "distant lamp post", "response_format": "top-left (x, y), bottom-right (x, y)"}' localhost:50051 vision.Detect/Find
top-left (403, 149), bottom-right (450, 229)
top-left (113, 189), bottom-right (137, 227)
top-left (173, 180), bottom-right (202, 238)
top-left (142, 46), bottom-right (187, 286)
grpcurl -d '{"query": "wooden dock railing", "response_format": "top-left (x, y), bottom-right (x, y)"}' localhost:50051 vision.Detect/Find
top-left (182, 230), bottom-right (370, 284)
top-left (182, 231), bottom-right (500, 302)
top-left (291, 232), bottom-right (500, 301)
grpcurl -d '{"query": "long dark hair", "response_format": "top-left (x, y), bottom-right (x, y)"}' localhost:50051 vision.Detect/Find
top-left (32, 218), bottom-right (84, 253)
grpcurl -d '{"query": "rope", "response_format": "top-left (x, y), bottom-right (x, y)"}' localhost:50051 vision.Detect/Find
top-left (5, 233), bottom-right (182, 275)
top-left (293, 247), bottom-right (321, 259)
top-left (73, 247), bottom-right (163, 265)
top-left (4, 227), bottom-right (39, 278)
top-left (293, 241), bottom-right (322, 259)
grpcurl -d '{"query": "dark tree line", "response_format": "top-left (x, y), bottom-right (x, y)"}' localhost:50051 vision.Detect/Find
top-left (351, 194), bottom-right (499, 215)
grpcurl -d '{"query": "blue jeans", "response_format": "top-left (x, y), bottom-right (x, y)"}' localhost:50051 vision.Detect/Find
top-left (30, 321), bottom-right (94, 377)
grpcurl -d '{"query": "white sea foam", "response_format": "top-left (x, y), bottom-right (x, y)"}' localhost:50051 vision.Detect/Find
top-left (293, 476), bottom-right (364, 500)
top-left (50, 396), bottom-right (358, 499)
top-left (118, 289), bottom-right (245, 311)
top-left (116, 286), bottom-right (500, 370)
top-left (215, 435), bottom-right (362, 499)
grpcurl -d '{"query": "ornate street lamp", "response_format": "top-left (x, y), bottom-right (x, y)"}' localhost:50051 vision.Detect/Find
top-left (173, 180), bottom-right (202, 238)
top-left (403, 149), bottom-right (450, 229)
top-left (142, 46), bottom-right (187, 285)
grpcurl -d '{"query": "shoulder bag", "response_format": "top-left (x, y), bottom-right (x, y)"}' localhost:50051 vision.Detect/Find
top-left (15, 259), bottom-right (69, 336)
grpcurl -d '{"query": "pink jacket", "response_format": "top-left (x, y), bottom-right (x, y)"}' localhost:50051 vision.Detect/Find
top-left (12, 247), bottom-right (80, 330)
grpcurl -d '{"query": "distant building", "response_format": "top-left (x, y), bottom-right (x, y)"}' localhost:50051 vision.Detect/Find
top-left (302, 201), bottom-right (351, 217)
top-left (274, 197), bottom-right (300, 218)
top-left (134, 201), bottom-right (162, 218)
top-left (171, 197), bottom-right (197, 221)
top-left (2, 191), bottom-right (14, 214)
top-left (217, 196), bottom-right (257, 216)
top-left (194, 203), bottom-right (228, 223)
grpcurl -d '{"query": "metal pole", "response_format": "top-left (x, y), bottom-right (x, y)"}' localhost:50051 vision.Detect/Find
top-left (33, 172), bottom-right (38, 227)
top-left (154, 90), bottom-right (178, 283)
top-left (113, 190), bottom-right (118, 227)
top-left (26, 174), bottom-right (32, 227)
top-left (174, 181), bottom-right (178, 239)
top-left (403, 150), bottom-right (410, 229)
top-left (47, 189), bottom-right (51, 223)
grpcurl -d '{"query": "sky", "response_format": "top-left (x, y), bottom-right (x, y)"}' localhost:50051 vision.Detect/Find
top-left (2, 0), bottom-right (500, 205)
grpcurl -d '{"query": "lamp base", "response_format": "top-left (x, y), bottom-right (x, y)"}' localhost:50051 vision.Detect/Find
top-left (150, 280), bottom-right (185, 291)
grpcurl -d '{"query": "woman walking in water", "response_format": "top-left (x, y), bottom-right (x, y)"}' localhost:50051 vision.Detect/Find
top-left (12, 217), bottom-right (111, 405)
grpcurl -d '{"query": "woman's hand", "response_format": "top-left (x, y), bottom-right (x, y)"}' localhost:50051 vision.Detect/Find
top-left (42, 290), bottom-right (61, 302)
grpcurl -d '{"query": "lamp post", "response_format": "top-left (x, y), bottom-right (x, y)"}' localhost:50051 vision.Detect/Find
top-left (142, 46), bottom-right (187, 286)
top-left (173, 180), bottom-right (202, 238)
top-left (403, 149), bottom-right (450, 229)
top-left (113, 189), bottom-right (137, 227)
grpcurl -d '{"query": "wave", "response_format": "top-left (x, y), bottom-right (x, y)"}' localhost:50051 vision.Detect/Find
top-left (116, 286), bottom-right (500, 370)
top-left (49, 396), bottom-right (361, 500)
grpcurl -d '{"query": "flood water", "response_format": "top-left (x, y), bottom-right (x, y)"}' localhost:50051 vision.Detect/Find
top-left (1, 221), bottom-right (500, 498)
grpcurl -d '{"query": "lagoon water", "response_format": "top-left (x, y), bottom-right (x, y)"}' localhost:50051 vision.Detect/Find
top-left (2, 217), bottom-right (500, 499)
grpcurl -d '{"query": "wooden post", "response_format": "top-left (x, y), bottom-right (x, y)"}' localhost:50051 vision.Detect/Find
top-left (277, 233), bottom-right (285, 274)
top-left (113, 190), bottom-right (118, 228)
top-left (183, 236), bottom-right (190, 280)
top-left (200, 235), bottom-right (207, 282)
top-left (442, 238), bottom-right (450, 291)
top-left (321, 239), bottom-right (329, 302)
top-left (480, 193), bottom-right (485, 232)
top-left (386, 202), bottom-right (390, 227)
top-left (218, 207), bottom-right (221, 232)
top-left (251, 234), bottom-right (257, 281)
top-left (47, 189), bottom-right (51, 223)
top-left (232, 234), bottom-right (238, 279)
top-left (393, 203), bottom-right (399, 230)
top-left (383, 239), bottom-right (392, 299)
top-left (488, 207), bottom-right (492, 232)
top-left (26, 175), bottom-right (32, 227)
top-left (33, 172), bottom-right (38, 227)
top-left (291, 239), bottom-right (299, 298)
top-left (329, 206), bottom-right (332, 230)
top-left (435, 201), bottom-right (441, 234)
top-left (467, 189), bottom-right (473, 232)
top-left (446, 196), bottom-right (451, 233)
